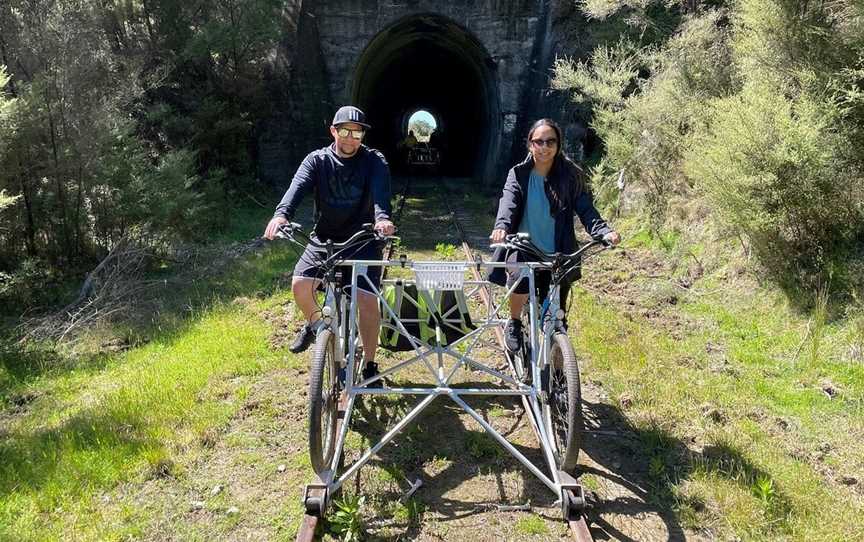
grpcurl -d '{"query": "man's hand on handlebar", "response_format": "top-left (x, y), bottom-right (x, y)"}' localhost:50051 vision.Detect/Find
top-left (603, 231), bottom-right (621, 246)
top-left (264, 216), bottom-right (288, 240)
top-left (375, 219), bottom-right (396, 236)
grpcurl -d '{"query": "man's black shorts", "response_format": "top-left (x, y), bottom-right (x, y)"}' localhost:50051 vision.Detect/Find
top-left (292, 240), bottom-right (384, 294)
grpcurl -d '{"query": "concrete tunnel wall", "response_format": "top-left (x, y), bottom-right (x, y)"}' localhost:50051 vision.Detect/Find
top-left (257, 1), bottom-right (576, 188)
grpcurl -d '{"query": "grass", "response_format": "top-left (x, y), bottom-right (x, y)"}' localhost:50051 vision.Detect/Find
top-left (515, 514), bottom-right (549, 535)
top-left (0, 302), bottom-right (288, 540)
top-left (464, 430), bottom-right (504, 461)
top-left (434, 242), bottom-right (458, 260)
top-left (2, 183), bottom-right (863, 541)
top-left (0, 201), bottom-right (305, 540)
top-left (392, 498), bottom-right (424, 524)
top-left (569, 236), bottom-right (864, 540)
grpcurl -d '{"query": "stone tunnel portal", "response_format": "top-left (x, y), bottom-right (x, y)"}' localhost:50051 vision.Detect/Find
top-left (352, 14), bottom-right (501, 180)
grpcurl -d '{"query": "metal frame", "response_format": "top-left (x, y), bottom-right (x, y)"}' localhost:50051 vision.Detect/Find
top-left (306, 257), bottom-right (580, 512)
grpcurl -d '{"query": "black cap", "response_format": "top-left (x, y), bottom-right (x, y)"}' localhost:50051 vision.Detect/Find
top-left (332, 106), bottom-right (371, 129)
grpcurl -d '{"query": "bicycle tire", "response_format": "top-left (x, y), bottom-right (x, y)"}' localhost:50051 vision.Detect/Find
top-left (546, 332), bottom-right (583, 472)
top-left (308, 328), bottom-right (339, 474)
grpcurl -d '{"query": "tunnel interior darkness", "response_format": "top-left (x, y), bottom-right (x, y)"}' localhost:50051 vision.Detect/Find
top-left (352, 15), bottom-right (501, 179)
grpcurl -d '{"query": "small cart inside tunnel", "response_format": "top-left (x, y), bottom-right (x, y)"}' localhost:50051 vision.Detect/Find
top-left (407, 145), bottom-right (440, 175)
top-left (297, 247), bottom-right (593, 529)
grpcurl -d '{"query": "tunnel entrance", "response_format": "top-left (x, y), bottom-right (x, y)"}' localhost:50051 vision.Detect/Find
top-left (406, 110), bottom-right (437, 142)
top-left (352, 14), bottom-right (501, 180)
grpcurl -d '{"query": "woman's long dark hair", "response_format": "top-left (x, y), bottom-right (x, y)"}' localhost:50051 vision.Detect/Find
top-left (526, 118), bottom-right (586, 214)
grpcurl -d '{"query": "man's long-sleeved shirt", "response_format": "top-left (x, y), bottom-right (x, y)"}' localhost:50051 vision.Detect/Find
top-left (274, 144), bottom-right (392, 242)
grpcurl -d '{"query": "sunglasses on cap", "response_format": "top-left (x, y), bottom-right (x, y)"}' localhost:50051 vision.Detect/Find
top-left (530, 137), bottom-right (558, 148)
top-left (336, 127), bottom-right (365, 140)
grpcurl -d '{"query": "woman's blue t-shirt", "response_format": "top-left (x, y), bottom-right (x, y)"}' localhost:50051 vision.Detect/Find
top-left (517, 170), bottom-right (555, 253)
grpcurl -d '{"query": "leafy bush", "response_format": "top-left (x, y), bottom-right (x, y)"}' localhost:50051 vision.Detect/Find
top-left (554, 1), bottom-right (864, 303)
top-left (0, 1), bottom-right (288, 315)
top-left (554, 12), bottom-right (732, 229)
top-left (328, 495), bottom-right (366, 541)
top-left (685, 83), bottom-right (864, 298)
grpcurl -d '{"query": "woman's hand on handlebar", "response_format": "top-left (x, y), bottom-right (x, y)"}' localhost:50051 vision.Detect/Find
top-left (264, 216), bottom-right (288, 240)
top-left (490, 228), bottom-right (507, 243)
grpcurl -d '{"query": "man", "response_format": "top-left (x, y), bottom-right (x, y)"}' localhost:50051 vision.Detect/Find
top-left (263, 106), bottom-right (395, 383)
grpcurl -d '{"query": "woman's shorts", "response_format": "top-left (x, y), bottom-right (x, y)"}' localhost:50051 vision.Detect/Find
top-left (505, 250), bottom-right (573, 303)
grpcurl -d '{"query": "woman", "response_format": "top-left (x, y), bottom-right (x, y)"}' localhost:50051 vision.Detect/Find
top-left (490, 119), bottom-right (621, 352)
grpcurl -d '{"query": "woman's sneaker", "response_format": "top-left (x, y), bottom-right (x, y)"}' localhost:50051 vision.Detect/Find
top-left (505, 318), bottom-right (523, 353)
top-left (361, 361), bottom-right (383, 388)
top-left (289, 322), bottom-right (316, 353)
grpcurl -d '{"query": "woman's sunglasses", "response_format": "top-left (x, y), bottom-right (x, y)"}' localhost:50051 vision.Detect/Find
top-left (530, 138), bottom-right (558, 148)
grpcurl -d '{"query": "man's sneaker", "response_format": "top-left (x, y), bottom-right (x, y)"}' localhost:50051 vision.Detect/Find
top-left (362, 361), bottom-right (383, 388)
top-left (505, 318), bottom-right (523, 353)
top-left (289, 322), bottom-right (316, 354)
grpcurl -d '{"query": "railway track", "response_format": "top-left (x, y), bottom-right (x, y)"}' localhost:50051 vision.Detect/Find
top-left (437, 180), bottom-right (595, 542)
top-left (295, 177), bottom-right (594, 542)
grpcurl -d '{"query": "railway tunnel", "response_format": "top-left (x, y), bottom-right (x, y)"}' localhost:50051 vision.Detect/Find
top-left (351, 14), bottom-right (502, 181)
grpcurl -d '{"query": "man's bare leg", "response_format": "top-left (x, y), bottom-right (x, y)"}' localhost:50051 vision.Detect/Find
top-left (356, 290), bottom-right (380, 363)
top-left (292, 277), bottom-right (322, 323)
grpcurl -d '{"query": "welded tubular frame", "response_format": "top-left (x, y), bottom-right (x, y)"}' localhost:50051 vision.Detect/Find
top-left (306, 258), bottom-right (576, 514)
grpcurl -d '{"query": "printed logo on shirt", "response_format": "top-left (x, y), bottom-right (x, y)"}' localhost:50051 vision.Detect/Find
top-left (325, 168), bottom-right (365, 208)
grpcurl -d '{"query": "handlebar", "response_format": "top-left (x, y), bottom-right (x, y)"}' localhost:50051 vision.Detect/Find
top-left (276, 222), bottom-right (393, 249)
top-left (490, 233), bottom-right (610, 264)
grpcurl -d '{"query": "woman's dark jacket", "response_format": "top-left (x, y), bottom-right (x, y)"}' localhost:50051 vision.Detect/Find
top-left (489, 153), bottom-right (611, 284)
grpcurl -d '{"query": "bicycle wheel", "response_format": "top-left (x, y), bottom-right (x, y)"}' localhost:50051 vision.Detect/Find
top-left (545, 332), bottom-right (583, 473)
top-left (308, 328), bottom-right (339, 474)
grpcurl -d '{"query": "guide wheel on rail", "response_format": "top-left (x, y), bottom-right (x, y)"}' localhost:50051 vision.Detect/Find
top-left (561, 486), bottom-right (587, 521)
top-left (303, 484), bottom-right (329, 517)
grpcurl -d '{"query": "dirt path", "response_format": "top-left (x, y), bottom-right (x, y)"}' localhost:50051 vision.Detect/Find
top-left (131, 178), bottom-right (707, 541)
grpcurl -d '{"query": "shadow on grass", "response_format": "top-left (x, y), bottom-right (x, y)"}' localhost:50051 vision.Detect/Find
top-left (0, 405), bottom-right (159, 501)
top-left (580, 400), bottom-right (793, 541)
top-left (0, 348), bottom-right (114, 404)
top-left (333, 386), bottom-right (560, 540)
top-left (330, 391), bottom-right (794, 541)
